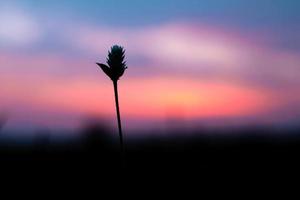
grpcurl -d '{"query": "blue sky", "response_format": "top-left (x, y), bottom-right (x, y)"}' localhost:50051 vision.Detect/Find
top-left (4, 0), bottom-right (300, 27)
top-left (3, 0), bottom-right (299, 52)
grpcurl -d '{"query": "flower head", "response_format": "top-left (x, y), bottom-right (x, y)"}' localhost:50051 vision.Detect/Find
top-left (97, 45), bottom-right (127, 82)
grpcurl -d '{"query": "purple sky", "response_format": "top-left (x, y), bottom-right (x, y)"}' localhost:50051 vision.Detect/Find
top-left (0, 0), bottom-right (300, 134)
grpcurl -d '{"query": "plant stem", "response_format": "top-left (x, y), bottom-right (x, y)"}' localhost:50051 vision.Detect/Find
top-left (113, 81), bottom-right (124, 154)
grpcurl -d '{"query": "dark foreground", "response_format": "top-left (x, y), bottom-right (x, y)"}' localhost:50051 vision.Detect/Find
top-left (1, 124), bottom-right (300, 185)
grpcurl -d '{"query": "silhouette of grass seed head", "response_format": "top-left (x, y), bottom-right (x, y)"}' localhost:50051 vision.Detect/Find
top-left (97, 45), bottom-right (127, 82)
top-left (96, 45), bottom-right (127, 155)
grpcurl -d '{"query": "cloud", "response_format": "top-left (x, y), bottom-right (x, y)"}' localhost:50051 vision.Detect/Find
top-left (64, 22), bottom-right (300, 89)
top-left (2, 19), bottom-right (299, 89)
top-left (1, 19), bottom-right (300, 129)
top-left (0, 6), bottom-right (41, 46)
top-left (135, 24), bottom-right (244, 69)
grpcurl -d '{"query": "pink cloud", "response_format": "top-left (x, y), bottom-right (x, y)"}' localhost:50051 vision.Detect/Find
top-left (1, 21), bottom-right (300, 130)
top-left (64, 22), bottom-right (300, 88)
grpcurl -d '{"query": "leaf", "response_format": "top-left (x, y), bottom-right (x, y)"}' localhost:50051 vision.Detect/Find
top-left (96, 63), bottom-right (112, 79)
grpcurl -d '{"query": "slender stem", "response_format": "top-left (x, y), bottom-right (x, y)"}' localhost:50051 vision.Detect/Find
top-left (113, 81), bottom-right (124, 154)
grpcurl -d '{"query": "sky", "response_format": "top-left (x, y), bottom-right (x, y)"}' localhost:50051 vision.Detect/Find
top-left (0, 0), bottom-right (300, 134)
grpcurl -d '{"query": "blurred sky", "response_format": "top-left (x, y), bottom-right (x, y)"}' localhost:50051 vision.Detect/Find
top-left (0, 0), bottom-right (300, 133)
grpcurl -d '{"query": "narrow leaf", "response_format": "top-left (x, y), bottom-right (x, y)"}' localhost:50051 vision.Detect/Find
top-left (96, 63), bottom-right (112, 79)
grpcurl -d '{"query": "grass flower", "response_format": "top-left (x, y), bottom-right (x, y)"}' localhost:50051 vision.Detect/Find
top-left (96, 45), bottom-right (127, 154)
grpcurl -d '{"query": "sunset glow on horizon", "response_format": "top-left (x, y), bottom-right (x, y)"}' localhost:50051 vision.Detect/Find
top-left (1, 0), bottom-right (300, 133)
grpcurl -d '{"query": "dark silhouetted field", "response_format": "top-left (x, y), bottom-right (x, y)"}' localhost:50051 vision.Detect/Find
top-left (1, 121), bottom-right (300, 183)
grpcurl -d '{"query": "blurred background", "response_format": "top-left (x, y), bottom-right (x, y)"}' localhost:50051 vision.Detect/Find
top-left (0, 0), bottom-right (300, 175)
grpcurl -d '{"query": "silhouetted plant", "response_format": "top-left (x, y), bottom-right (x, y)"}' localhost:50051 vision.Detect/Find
top-left (97, 45), bottom-right (127, 154)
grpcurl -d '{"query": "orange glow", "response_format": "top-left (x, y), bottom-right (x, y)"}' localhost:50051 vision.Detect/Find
top-left (121, 77), bottom-right (273, 118)
top-left (3, 76), bottom-right (274, 120)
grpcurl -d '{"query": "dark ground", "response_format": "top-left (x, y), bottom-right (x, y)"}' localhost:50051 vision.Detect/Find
top-left (0, 122), bottom-right (300, 189)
